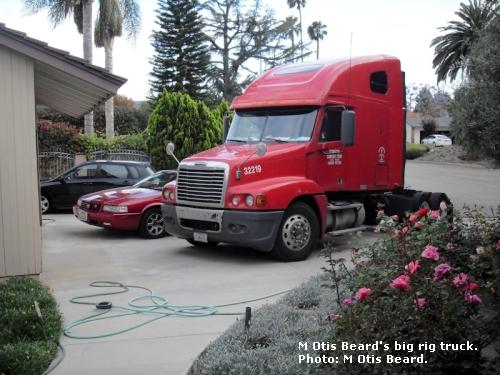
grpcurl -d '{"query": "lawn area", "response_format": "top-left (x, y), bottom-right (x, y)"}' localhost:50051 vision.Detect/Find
top-left (0, 277), bottom-right (62, 375)
top-left (191, 207), bottom-right (500, 374)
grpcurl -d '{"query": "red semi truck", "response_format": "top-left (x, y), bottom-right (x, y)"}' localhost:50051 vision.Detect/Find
top-left (161, 55), bottom-right (450, 261)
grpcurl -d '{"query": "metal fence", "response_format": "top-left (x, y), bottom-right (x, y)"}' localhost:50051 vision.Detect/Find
top-left (38, 151), bottom-right (74, 180)
top-left (89, 149), bottom-right (150, 163)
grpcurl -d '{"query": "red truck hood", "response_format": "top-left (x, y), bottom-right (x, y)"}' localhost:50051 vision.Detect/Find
top-left (182, 143), bottom-right (308, 183)
top-left (184, 143), bottom-right (306, 165)
top-left (81, 187), bottom-right (160, 205)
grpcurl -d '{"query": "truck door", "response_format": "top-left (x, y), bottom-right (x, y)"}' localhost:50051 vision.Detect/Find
top-left (314, 107), bottom-right (347, 191)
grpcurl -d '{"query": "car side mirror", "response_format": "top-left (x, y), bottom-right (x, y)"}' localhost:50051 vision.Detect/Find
top-left (341, 110), bottom-right (355, 146)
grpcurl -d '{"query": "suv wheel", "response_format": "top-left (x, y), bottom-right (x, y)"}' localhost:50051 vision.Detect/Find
top-left (41, 195), bottom-right (50, 214)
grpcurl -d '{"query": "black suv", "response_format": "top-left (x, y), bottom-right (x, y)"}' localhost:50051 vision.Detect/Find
top-left (40, 161), bottom-right (154, 214)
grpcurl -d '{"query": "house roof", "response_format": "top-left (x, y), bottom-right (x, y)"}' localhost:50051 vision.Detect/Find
top-left (406, 112), bottom-right (451, 129)
top-left (0, 23), bottom-right (127, 117)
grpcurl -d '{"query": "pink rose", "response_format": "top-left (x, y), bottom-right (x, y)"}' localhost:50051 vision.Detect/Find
top-left (343, 297), bottom-right (352, 306)
top-left (355, 287), bottom-right (372, 302)
top-left (429, 210), bottom-right (441, 219)
top-left (413, 297), bottom-right (428, 310)
top-left (409, 214), bottom-right (418, 222)
top-left (476, 246), bottom-right (484, 255)
top-left (496, 240), bottom-right (500, 250)
top-left (433, 263), bottom-right (452, 282)
top-left (414, 221), bottom-right (424, 229)
top-left (326, 313), bottom-right (342, 321)
top-left (405, 260), bottom-right (420, 274)
top-left (465, 294), bottom-right (482, 305)
top-left (422, 245), bottom-right (440, 261)
top-left (391, 215), bottom-right (399, 221)
top-left (377, 210), bottom-right (385, 219)
top-left (453, 272), bottom-right (469, 288)
top-left (390, 275), bottom-right (411, 291)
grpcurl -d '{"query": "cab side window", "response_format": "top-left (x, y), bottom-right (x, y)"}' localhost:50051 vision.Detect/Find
top-left (370, 71), bottom-right (388, 94)
top-left (319, 109), bottom-right (341, 142)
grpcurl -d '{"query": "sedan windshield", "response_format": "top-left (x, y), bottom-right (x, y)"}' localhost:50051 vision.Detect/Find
top-left (133, 172), bottom-right (175, 190)
top-left (226, 107), bottom-right (318, 143)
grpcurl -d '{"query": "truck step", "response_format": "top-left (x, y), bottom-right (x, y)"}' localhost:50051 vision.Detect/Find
top-left (325, 225), bottom-right (370, 237)
top-left (328, 202), bottom-right (364, 211)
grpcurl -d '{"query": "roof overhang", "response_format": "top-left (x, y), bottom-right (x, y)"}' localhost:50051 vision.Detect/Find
top-left (0, 23), bottom-right (127, 118)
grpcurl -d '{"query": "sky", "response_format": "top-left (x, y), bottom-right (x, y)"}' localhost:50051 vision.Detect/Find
top-left (1, 0), bottom-right (464, 100)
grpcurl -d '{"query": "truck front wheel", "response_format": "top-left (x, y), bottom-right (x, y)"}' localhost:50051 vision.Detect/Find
top-left (271, 202), bottom-right (319, 262)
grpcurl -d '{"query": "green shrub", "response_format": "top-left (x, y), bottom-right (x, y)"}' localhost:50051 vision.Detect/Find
top-left (0, 277), bottom-right (62, 375)
top-left (406, 143), bottom-right (429, 159)
top-left (37, 120), bottom-right (84, 153)
top-left (79, 133), bottom-right (147, 159)
top-left (144, 92), bottom-right (222, 170)
top-left (324, 207), bottom-right (499, 374)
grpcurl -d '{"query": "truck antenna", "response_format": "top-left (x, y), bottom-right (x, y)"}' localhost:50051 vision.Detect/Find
top-left (348, 32), bottom-right (353, 108)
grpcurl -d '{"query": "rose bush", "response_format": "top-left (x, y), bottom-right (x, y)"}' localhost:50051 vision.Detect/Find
top-left (324, 206), bottom-right (499, 374)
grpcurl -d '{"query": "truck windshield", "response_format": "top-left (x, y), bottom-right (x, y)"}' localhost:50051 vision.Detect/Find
top-left (226, 107), bottom-right (318, 143)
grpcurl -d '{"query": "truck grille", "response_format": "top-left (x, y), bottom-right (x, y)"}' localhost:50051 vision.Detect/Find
top-left (176, 163), bottom-right (227, 207)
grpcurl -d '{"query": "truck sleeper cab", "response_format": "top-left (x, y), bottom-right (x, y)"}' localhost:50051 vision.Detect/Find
top-left (162, 56), bottom-right (450, 261)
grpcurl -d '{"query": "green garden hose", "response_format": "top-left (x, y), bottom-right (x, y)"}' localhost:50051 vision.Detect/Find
top-left (64, 281), bottom-right (290, 340)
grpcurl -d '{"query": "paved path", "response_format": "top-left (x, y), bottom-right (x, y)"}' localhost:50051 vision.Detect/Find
top-left (40, 161), bottom-right (500, 374)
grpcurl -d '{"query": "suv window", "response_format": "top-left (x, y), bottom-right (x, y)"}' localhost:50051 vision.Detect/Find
top-left (319, 109), bottom-right (341, 142)
top-left (100, 164), bottom-right (129, 179)
top-left (72, 164), bottom-right (99, 179)
top-left (128, 165), bottom-right (140, 179)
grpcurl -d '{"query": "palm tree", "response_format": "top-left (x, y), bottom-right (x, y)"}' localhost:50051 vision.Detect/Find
top-left (24, 0), bottom-right (95, 133)
top-left (94, 0), bottom-right (140, 137)
top-left (431, 0), bottom-right (497, 82)
top-left (282, 16), bottom-right (300, 62)
top-left (307, 21), bottom-right (327, 60)
top-left (287, 0), bottom-right (306, 61)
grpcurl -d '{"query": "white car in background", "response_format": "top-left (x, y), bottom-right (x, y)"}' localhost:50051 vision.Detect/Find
top-left (421, 134), bottom-right (452, 146)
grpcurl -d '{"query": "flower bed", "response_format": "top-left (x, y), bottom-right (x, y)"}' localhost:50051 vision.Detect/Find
top-left (191, 207), bottom-right (499, 374)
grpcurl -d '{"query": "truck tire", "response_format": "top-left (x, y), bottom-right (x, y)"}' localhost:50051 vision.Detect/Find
top-left (186, 239), bottom-right (219, 247)
top-left (412, 192), bottom-right (430, 211)
top-left (139, 208), bottom-right (166, 239)
top-left (271, 202), bottom-right (319, 262)
top-left (429, 192), bottom-right (450, 211)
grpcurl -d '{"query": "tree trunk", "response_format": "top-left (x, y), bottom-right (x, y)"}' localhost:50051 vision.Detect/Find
top-left (104, 38), bottom-right (115, 138)
top-left (299, 6), bottom-right (303, 62)
top-left (82, 0), bottom-right (94, 134)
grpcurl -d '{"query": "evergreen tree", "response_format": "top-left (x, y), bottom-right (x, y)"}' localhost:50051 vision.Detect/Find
top-left (150, 0), bottom-right (210, 101)
top-left (145, 92), bottom-right (222, 169)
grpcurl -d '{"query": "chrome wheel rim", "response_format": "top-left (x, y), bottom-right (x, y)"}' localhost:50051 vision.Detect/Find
top-left (41, 196), bottom-right (49, 214)
top-left (282, 214), bottom-right (311, 251)
top-left (146, 213), bottom-right (164, 236)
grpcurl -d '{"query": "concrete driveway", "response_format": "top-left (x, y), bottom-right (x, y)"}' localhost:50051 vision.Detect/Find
top-left (40, 161), bottom-right (500, 374)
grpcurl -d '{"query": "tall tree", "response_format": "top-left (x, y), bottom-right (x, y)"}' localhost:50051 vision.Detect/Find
top-left (149, 0), bottom-right (210, 101)
top-left (307, 21), bottom-right (327, 60)
top-left (204, 0), bottom-right (294, 102)
top-left (94, 0), bottom-right (141, 137)
top-left (287, 0), bottom-right (306, 61)
top-left (430, 0), bottom-right (497, 82)
top-left (281, 16), bottom-right (300, 62)
top-left (24, 0), bottom-right (95, 133)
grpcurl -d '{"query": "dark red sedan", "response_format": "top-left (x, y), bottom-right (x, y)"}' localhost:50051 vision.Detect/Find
top-left (73, 170), bottom-right (177, 238)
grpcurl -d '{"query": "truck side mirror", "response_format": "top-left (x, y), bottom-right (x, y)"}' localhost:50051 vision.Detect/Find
top-left (341, 110), bottom-right (355, 146)
top-left (222, 115), bottom-right (230, 143)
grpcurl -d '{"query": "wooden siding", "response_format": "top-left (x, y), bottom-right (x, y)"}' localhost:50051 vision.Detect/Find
top-left (0, 46), bottom-right (41, 277)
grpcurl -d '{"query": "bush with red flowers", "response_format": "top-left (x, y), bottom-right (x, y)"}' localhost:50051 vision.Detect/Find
top-left (324, 206), bottom-right (500, 374)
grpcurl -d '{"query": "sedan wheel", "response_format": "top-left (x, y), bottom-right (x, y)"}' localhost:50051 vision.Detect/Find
top-left (40, 195), bottom-right (50, 214)
top-left (139, 208), bottom-right (165, 239)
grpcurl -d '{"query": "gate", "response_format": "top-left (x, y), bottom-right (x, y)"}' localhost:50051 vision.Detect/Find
top-left (38, 151), bottom-right (75, 180)
top-left (89, 149), bottom-right (150, 163)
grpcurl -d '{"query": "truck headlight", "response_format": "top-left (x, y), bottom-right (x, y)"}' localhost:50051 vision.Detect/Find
top-left (103, 205), bottom-right (128, 213)
top-left (231, 195), bottom-right (241, 206)
top-left (245, 195), bottom-right (254, 206)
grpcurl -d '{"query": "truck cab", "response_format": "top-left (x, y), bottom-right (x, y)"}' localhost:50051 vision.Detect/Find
top-left (162, 56), bottom-right (435, 261)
